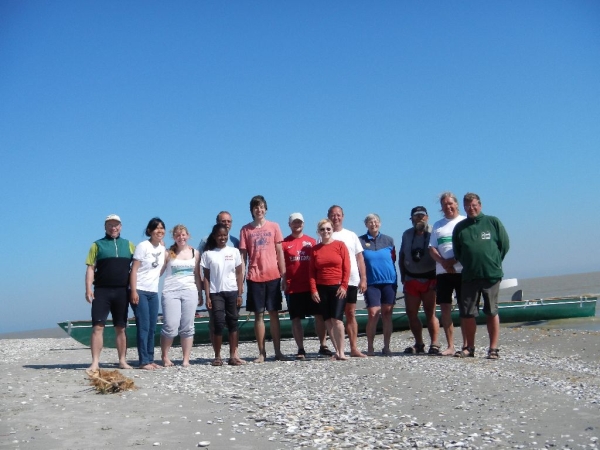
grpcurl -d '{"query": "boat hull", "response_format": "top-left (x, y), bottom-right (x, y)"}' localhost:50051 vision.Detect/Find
top-left (58, 296), bottom-right (597, 348)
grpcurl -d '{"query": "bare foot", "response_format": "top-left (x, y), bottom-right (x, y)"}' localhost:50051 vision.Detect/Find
top-left (253, 354), bottom-right (265, 363)
top-left (334, 354), bottom-right (348, 361)
top-left (182, 361), bottom-right (190, 368)
top-left (350, 350), bottom-right (367, 358)
top-left (162, 358), bottom-right (174, 367)
top-left (151, 363), bottom-right (162, 369)
top-left (382, 347), bottom-right (392, 357)
top-left (366, 350), bottom-right (376, 356)
top-left (228, 357), bottom-right (245, 366)
top-left (440, 347), bottom-right (456, 356)
top-left (119, 362), bottom-right (133, 369)
top-left (139, 364), bottom-right (155, 370)
top-left (87, 363), bottom-right (99, 372)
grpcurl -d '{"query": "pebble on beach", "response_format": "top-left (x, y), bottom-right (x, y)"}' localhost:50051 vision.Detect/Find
top-left (1, 326), bottom-right (600, 449)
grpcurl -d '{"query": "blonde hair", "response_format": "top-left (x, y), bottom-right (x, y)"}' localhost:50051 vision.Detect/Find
top-left (169, 224), bottom-right (191, 258)
top-left (316, 218), bottom-right (333, 233)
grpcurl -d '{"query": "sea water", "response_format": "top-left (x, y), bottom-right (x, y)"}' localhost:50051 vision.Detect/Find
top-left (498, 271), bottom-right (600, 331)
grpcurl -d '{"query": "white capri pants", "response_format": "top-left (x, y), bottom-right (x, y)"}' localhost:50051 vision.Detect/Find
top-left (161, 289), bottom-right (198, 339)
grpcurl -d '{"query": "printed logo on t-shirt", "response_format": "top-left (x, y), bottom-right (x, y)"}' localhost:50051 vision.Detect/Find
top-left (250, 230), bottom-right (273, 248)
top-left (151, 251), bottom-right (162, 268)
top-left (289, 249), bottom-right (310, 262)
top-left (481, 231), bottom-right (491, 240)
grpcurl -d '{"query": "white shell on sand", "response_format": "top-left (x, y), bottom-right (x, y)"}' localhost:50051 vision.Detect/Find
top-left (2, 327), bottom-right (600, 449)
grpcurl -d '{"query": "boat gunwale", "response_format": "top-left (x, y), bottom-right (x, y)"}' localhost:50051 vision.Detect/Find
top-left (59, 296), bottom-right (597, 330)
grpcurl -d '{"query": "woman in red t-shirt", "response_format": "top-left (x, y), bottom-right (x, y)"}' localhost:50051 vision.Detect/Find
top-left (309, 219), bottom-right (351, 360)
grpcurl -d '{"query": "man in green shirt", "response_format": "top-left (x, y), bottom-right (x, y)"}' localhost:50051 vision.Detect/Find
top-left (85, 214), bottom-right (135, 371)
top-left (452, 193), bottom-right (509, 360)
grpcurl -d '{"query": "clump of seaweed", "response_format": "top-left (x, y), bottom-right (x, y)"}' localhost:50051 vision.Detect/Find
top-left (86, 369), bottom-right (136, 394)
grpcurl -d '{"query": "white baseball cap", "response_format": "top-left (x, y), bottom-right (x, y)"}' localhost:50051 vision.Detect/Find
top-left (105, 214), bottom-right (122, 223)
top-left (288, 212), bottom-right (304, 223)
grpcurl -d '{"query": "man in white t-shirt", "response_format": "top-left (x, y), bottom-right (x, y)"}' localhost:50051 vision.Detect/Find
top-left (327, 205), bottom-right (368, 358)
top-left (429, 192), bottom-right (466, 356)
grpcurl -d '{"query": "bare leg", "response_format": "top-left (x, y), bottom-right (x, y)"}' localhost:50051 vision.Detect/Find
top-left (487, 314), bottom-right (500, 350)
top-left (212, 332), bottom-right (223, 360)
top-left (181, 336), bottom-right (193, 367)
top-left (440, 303), bottom-right (455, 355)
top-left (253, 312), bottom-right (266, 362)
top-left (160, 335), bottom-right (175, 367)
top-left (88, 324), bottom-right (104, 371)
top-left (404, 294), bottom-right (424, 346)
top-left (329, 318), bottom-right (347, 360)
top-left (421, 290), bottom-right (440, 347)
top-left (115, 326), bottom-right (132, 369)
top-left (381, 304), bottom-right (394, 354)
top-left (291, 317), bottom-right (304, 352)
top-left (366, 306), bottom-right (381, 355)
top-left (345, 303), bottom-right (366, 357)
top-left (462, 317), bottom-right (477, 349)
top-left (314, 314), bottom-right (328, 348)
top-left (268, 310), bottom-right (286, 359)
top-left (232, 332), bottom-right (242, 359)
top-left (324, 319), bottom-right (336, 352)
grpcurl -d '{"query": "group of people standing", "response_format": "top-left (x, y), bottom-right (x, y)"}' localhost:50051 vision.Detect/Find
top-left (84, 191), bottom-right (509, 370)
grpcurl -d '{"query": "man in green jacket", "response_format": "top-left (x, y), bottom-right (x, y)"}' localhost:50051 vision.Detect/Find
top-left (452, 193), bottom-right (509, 360)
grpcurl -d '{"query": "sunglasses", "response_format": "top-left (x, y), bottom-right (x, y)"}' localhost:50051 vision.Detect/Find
top-left (319, 227), bottom-right (332, 232)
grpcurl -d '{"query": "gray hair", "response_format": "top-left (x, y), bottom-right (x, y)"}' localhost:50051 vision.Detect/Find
top-left (364, 213), bottom-right (380, 226)
top-left (439, 191), bottom-right (458, 205)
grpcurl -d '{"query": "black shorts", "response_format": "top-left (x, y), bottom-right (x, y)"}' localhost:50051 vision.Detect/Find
top-left (345, 285), bottom-right (358, 304)
top-left (317, 284), bottom-right (346, 321)
top-left (208, 291), bottom-right (240, 333)
top-left (288, 292), bottom-right (321, 320)
top-left (91, 286), bottom-right (129, 327)
top-left (246, 279), bottom-right (283, 313)
top-left (436, 273), bottom-right (462, 305)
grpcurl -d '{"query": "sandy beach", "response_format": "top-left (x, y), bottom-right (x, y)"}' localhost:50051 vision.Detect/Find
top-left (1, 326), bottom-right (599, 449)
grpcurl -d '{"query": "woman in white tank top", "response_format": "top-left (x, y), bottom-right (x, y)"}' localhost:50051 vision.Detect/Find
top-left (160, 224), bottom-right (202, 367)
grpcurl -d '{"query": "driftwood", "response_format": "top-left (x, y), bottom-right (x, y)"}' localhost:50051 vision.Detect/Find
top-left (86, 369), bottom-right (136, 394)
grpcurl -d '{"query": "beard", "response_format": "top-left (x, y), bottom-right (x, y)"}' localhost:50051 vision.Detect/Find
top-left (415, 222), bottom-right (426, 233)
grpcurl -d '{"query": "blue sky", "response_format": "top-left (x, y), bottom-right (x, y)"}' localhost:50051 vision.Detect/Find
top-left (1, 1), bottom-right (599, 333)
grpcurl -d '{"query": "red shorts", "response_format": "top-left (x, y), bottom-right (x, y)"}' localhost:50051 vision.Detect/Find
top-left (403, 279), bottom-right (436, 297)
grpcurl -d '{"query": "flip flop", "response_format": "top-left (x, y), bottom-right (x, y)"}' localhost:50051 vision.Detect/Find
top-left (211, 358), bottom-right (223, 366)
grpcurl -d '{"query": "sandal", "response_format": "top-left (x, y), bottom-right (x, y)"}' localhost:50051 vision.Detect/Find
top-left (428, 344), bottom-right (441, 355)
top-left (211, 358), bottom-right (223, 366)
top-left (296, 349), bottom-right (306, 360)
top-left (454, 346), bottom-right (475, 358)
top-left (228, 358), bottom-right (245, 366)
top-left (486, 348), bottom-right (500, 360)
top-left (404, 343), bottom-right (426, 354)
top-left (318, 346), bottom-right (333, 356)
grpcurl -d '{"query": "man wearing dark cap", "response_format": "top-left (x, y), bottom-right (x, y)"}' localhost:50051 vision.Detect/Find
top-left (85, 214), bottom-right (135, 371)
top-left (399, 206), bottom-right (441, 354)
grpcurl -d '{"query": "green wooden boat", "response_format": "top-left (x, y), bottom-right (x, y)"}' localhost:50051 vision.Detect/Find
top-left (58, 295), bottom-right (597, 348)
